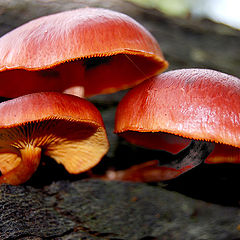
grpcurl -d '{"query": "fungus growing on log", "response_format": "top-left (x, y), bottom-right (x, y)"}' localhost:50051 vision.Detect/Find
top-left (0, 92), bottom-right (109, 185)
top-left (114, 69), bottom-right (240, 181)
top-left (0, 8), bottom-right (168, 98)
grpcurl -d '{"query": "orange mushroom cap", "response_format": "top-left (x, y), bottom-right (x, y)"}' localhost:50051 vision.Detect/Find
top-left (0, 7), bottom-right (168, 98)
top-left (0, 92), bottom-right (109, 185)
top-left (115, 68), bottom-right (240, 164)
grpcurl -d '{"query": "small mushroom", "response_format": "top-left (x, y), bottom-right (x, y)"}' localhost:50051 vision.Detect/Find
top-left (0, 8), bottom-right (168, 98)
top-left (0, 92), bottom-right (109, 185)
top-left (114, 69), bottom-right (240, 181)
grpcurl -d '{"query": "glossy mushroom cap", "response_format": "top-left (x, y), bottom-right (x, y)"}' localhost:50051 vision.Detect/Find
top-left (115, 68), bottom-right (240, 164)
top-left (0, 92), bottom-right (109, 185)
top-left (0, 7), bottom-right (168, 98)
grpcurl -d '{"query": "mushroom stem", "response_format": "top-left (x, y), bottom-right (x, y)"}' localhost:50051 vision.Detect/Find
top-left (158, 140), bottom-right (215, 177)
top-left (60, 61), bottom-right (86, 98)
top-left (97, 141), bottom-right (215, 182)
top-left (0, 145), bottom-right (41, 185)
top-left (63, 86), bottom-right (85, 97)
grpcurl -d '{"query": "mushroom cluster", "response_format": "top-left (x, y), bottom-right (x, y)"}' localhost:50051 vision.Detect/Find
top-left (2, 6), bottom-right (234, 185)
top-left (114, 69), bottom-right (240, 181)
top-left (0, 7), bottom-right (168, 184)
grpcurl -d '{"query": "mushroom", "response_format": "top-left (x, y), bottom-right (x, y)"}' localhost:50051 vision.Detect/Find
top-left (114, 68), bottom-right (240, 181)
top-left (0, 7), bottom-right (168, 98)
top-left (0, 92), bottom-right (109, 185)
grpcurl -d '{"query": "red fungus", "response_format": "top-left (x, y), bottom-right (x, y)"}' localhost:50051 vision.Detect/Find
top-left (114, 69), bottom-right (240, 181)
top-left (0, 92), bottom-right (109, 185)
top-left (0, 8), bottom-right (168, 98)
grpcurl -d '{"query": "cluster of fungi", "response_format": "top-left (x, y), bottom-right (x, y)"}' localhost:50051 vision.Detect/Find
top-left (0, 7), bottom-right (239, 185)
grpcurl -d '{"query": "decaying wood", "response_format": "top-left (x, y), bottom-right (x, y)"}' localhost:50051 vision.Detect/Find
top-left (1, 179), bottom-right (240, 239)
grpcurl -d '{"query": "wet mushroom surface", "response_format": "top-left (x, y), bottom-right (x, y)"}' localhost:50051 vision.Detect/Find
top-left (0, 92), bottom-right (109, 185)
top-left (114, 68), bottom-right (240, 182)
top-left (0, 7), bottom-right (168, 98)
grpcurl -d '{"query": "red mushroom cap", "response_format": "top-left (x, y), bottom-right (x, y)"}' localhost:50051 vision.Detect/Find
top-left (0, 8), bottom-right (168, 98)
top-left (115, 68), bottom-right (240, 163)
top-left (0, 92), bottom-right (109, 185)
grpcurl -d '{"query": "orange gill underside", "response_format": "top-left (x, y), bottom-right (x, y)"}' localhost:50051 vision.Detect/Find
top-left (0, 118), bottom-right (108, 185)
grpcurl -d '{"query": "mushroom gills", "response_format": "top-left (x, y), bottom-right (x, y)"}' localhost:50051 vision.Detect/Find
top-left (0, 145), bottom-right (41, 185)
top-left (0, 118), bottom-right (106, 184)
top-left (0, 149), bottom-right (21, 174)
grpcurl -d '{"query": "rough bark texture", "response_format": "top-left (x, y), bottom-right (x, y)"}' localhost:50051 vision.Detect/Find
top-left (0, 0), bottom-right (240, 239)
top-left (1, 179), bottom-right (240, 240)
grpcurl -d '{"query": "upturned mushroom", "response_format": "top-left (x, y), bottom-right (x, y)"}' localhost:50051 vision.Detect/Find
top-left (114, 68), bottom-right (240, 181)
top-left (0, 7), bottom-right (168, 98)
top-left (0, 92), bottom-right (109, 185)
